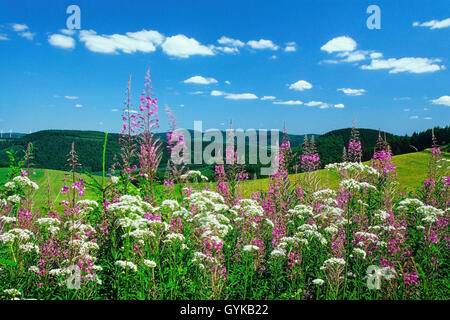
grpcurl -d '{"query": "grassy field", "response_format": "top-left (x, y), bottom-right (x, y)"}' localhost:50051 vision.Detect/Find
top-left (243, 150), bottom-right (449, 196)
top-left (1, 150), bottom-right (448, 208)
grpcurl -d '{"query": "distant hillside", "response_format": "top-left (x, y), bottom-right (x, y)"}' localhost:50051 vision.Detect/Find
top-left (0, 126), bottom-right (448, 179)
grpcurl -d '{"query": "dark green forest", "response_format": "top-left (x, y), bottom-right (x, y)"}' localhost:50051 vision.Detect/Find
top-left (0, 126), bottom-right (448, 181)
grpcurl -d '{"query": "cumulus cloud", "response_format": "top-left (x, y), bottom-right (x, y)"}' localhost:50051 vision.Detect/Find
top-left (304, 101), bottom-right (325, 107)
top-left (48, 34), bottom-right (75, 49)
top-left (409, 115), bottom-right (419, 119)
top-left (211, 90), bottom-right (225, 96)
top-left (65, 96), bottom-right (79, 100)
top-left (225, 93), bottom-right (258, 100)
top-left (334, 103), bottom-right (345, 108)
top-left (288, 80), bottom-right (312, 91)
top-left (361, 57), bottom-right (444, 74)
top-left (261, 96), bottom-right (276, 100)
top-left (431, 95), bottom-right (450, 106)
top-left (210, 90), bottom-right (257, 100)
top-left (162, 34), bottom-right (214, 58)
top-left (424, 117), bottom-right (432, 120)
top-left (337, 88), bottom-right (366, 96)
top-left (184, 76), bottom-right (218, 85)
top-left (19, 31), bottom-right (35, 40)
top-left (217, 36), bottom-right (244, 47)
top-left (247, 39), bottom-right (279, 50)
top-left (79, 29), bottom-right (164, 54)
top-left (273, 100), bottom-right (303, 105)
top-left (284, 42), bottom-right (296, 52)
top-left (225, 80), bottom-right (231, 85)
top-left (413, 18), bottom-right (450, 29)
top-left (12, 23), bottom-right (28, 32)
top-left (74, 104), bottom-right (83, 108)
top-left (321, 36), bottom-right (357, 53)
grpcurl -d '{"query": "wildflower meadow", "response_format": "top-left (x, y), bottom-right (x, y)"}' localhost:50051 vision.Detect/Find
top-left (0, 70), bottom-right (448, 301)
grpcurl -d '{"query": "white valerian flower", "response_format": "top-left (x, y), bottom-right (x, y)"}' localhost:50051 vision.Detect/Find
top-left (19, 243), bottom-right (40, 254)
top-left (163, 232), bottom-right (185, 243)
top-left (36, 217), bottom-right (61, 226)
top-left (180, 170), bottom-right (208, 181)
top-left (312, 279), bottom-right (325, 286)
top-left (161, 199), bottom-right (179, 211)
top-left (143, 260), bottom-right (157, 268)
top-left (13, 175), bottom-right (39, 190)
top-left (417, 205), bottom-right (444, 224)
top-left (4, 181), bottom-right (15, 189)
top-left (2, 289), bottom-right (21, 297)
top-left (110, 176), bottom-right (119, 184)
top-left (353, 248), bottom-right (367, 260)
top-left (28, 266), bottom-right (39, 273)
top-left (0, 216), bottom-right (17, 224)
top-left (288, 205), bottom-right (313, 218)
top-left (313, 189), bottom-right (337, 201)
top-left (270, 248), bottom-right (286, 258)
top-left (321, 257), bottom-right (345, 270)
top-left (7, 195), bottom-right (21, 204)
top-left (243, 245), bottom-right (260, 252)
top-left (115, 260), bottom-right (138, 272)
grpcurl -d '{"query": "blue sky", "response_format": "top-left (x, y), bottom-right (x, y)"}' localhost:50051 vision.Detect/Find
top-left (0, 0), bottom-right (449, 135)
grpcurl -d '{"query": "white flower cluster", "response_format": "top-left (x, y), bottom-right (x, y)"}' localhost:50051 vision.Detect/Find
top-left (0, 228), bottom-right (34, 243)
top-left (180, 170), bottom-right (209, 181)
top-left (108, 195), bottom-right (155, 217)
top-left (340, 179), bottom-right (377, 192)
top-left (313, 189), bottom-right (337, 202)
top-left (115, 260), bottom-right (138, 272)
top-left (417, 205), bottom-right (444, 224)
top-left (161, 199), bottom-right (180, 211)
top-left (7, 195), bottom-right (21, 204)
top-left (12, 175), bottom-right (39, 190)
top-left (325, 162), bottom-right (379, 177)
top-left (397, 198), bottom-right (424, 211)
top-left (243, 244), bottom-right (260, 252)
top-left (233, 199), bottom-right (264, 217)
top-left (143, 260), bottom-right (157, 268)
top-left (320, 257), bottom-right (346, 270)
top-left (288, 205), bottom-right (313, 219)
top-left (0, 216), bottom-right (17, 224)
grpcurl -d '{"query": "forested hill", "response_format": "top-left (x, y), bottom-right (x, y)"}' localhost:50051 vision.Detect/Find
top-left (0, 127), bottom-right (448, 177)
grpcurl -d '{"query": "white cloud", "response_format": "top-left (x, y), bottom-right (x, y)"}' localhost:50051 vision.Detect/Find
top-left (189, 91), bottom-right (204, 95)
top-left (184, 76), bottom-right (218, 85)
top-left (393, 97), bottom-right (411, 101)
top-left (214, 46), bottom-right (240, 54)
top-left (111, 108), bottom-right (119, 112)
top-left (424, 117), bottom-right (432, 120)
top-left (273, 100), bottom-right (303, 105)
top-left (0, 34), bottom-right (8, 40)
top-left (19, 31), bottom-right (35, 40)
top-left (162, 34), bottom-right (214, 58)
top-left (48, 34), bottom-right (75, 49)
top-left (431, 95), bottom-right (450, 106)
top-left (334, 103), bottom-right (345, 108)
top-left (65, 96), bottom-right (79, 100)
top-left (225, 80), bottom-right (231, 85)
top-left (409, 115), bottom-right (419, 119)
top-left (61, 29), bottom-right (76, 36)
top-left (370, 52), bottom-right (383, 59)
top-left (261, 96), bottom-right (276, 100)
top-left (321, 36), bottom-right (357, 53)
top-left (224, 93), bottom-right (258, 100)
top-left (211, 90), bottom-right (225, 96)
top-left (288, 80), bottom-right (312, 91)
top-left (413, 18), bottom-right (450, 29)
top-left (304, 101), bottom-right (325, 107)
top-left (361, 57), bottom-right (444, 74)
top-left (217, 36), bottom-right (244, 47)
top-left (247, 39), bottom-right (279, 50)
top-left (74, 104), bottom-right (83, 108)
top-left (284, 42), bottom-right (296, 52)
top-left (403, 108), bottom-right (411, 112)
top-left (79, 29), bottom-right (164, 54)
top-left (337, 50), bottom-right (367, 62)
top-left (211, 90), bottom-right (258, 100)
top-left (337, 88), bottom-right (366, 96)
top-left (12, 23), bottom-right (28, 32)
